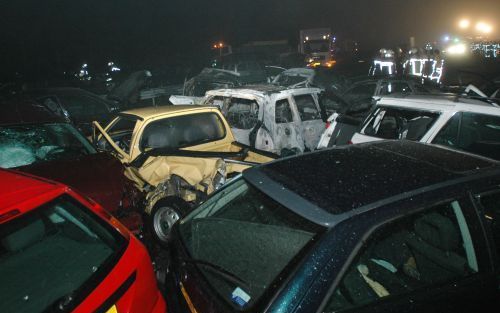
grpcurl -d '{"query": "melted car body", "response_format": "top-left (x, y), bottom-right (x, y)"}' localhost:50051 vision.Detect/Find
top-left (203, 85), bottom-right (325, 155)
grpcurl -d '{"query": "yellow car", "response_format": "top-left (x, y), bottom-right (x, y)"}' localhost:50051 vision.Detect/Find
top-left (93, 105), bottom-right (275, 244)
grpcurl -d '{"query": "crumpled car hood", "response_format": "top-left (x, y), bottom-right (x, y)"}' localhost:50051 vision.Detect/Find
top-left (17, 152), bottom-right (127, 213)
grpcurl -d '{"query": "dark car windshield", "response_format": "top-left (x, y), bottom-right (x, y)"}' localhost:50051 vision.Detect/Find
top-left (0, 123), bottom-right (96, 168)
top-left (0, 195), bottom-right (126, 313)
top-left (179, 178), bottom-right (323, 310)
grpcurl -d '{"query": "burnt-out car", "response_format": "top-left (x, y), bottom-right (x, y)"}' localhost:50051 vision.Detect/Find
top-left (0, 98), bottom-right (144, 234)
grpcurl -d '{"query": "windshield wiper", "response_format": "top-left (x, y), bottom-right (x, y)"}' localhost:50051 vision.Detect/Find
top-left (182, 257), bottom-right (250, 290)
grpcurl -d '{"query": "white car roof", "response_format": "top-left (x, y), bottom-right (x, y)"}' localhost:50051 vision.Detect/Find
top-left (377, 94), bottom-right (500, 116)
top-left (206, 86), bottom-right (322, 101)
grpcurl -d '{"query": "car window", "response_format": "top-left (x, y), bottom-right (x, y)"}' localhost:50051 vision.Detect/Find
top-left (103, 116), bottom-right (137, 155)
top-left (140, 112), bottom-right (226, 150)
top-left (58, 93), bottom-right (109, 121)
top-left (433, 112), bottom-right (500, 161)
top-left (179, 179), bottom-right (325, 310)
top-left (363, 106), bottom-right (439, 140)
top-left (475, 191), bottom-right (500, 259)
top-left (0, 123), bottom-right (96, 168)
top-left (324, 201), bottom-right (478, 312)
top-left (294, 94), bottom-right (321, 121)
top-left (343, 83), bottom-right (377, 102)
top-left (224, 98), bottom-right (259, 130)
top-left (206, 96), bottom-right (226, 109)
top-left (0, 195), bottom-right (126, 313)
top-left (379, 82), bottom-right (411, 95)
top-left (275, 99), bottom-right (294, 123)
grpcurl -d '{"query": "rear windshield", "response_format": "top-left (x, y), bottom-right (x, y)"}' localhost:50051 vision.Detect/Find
top-left (179, 179), bottom-right (323, 310)
top-left (0, 195), bottom-right (126, 313)
top-left (362, 106), bottom-right (440, 140)
top-left (140, 112), bottom-right (226, 150)
top-left (0, 123), bottom-right (96, 169)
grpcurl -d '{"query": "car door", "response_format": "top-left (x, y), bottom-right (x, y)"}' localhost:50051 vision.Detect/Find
top-left (319, 198), bottom-right (496, 313)
top-left (431, 112), bottom-right (500, 161)
top-left (472, 188), bottom-right (500, 308)
top-left (272, 97), bottom-right (305, 154)
top-left (290, 93), bottom-right (325, 151)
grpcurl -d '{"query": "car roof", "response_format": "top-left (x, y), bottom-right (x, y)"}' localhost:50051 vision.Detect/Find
top-left (378, 94), bottom-right (500, 115)
top-left (0, 169), bottom-right (62, 216)
top-left (244, 141), bottom-right (500, 226)
top-left (0, 97), bottom-right (67, 125)
top-left (207, 85), bottom-right (322, 98)
top-left (119, 105), bottom-right (219, 120)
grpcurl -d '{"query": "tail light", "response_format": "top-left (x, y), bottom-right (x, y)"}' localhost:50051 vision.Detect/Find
top-left (348, 140), bottom-right (353, 145)
top-left (325, 121), bottom-right (331, 129)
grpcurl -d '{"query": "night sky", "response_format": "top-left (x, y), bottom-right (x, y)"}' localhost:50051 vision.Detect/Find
top-left (1, 0), bottom-right (498, 79)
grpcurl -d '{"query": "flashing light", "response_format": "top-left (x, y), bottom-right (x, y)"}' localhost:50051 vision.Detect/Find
top-left (476, 22), bottom-right (493, 34)
top-left (459, 19), bottom-right (470, 29)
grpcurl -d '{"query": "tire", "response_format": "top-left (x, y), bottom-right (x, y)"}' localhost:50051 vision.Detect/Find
top-left (148, 197), bottom-right (190, 246)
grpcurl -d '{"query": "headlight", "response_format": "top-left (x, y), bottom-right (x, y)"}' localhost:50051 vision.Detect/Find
top-left (213, 159), bottom-right (227, 190)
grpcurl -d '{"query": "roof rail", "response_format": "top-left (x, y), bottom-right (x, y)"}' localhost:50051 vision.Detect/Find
top-left (382, 91), bottom-right (500, 107)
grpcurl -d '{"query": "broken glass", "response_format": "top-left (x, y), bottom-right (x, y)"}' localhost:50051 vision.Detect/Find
top-left (0, 123), bottom-right (96, 168)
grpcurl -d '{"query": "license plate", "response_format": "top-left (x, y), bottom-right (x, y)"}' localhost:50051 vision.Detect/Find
top-left (105, 305), bottom-right (118, 313)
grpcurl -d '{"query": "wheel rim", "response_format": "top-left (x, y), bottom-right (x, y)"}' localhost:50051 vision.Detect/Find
top-left (153, 206), bottom-right (180, 242)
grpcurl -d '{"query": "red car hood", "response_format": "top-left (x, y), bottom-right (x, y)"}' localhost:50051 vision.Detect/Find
top-left (18, 152), bottom-right (126, 213)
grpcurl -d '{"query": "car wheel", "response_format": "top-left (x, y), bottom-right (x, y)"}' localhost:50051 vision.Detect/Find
top-left (149, 197), bottom-right (190, 246)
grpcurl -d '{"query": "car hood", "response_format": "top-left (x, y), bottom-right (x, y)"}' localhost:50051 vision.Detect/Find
top-left (18, 152), bottom-right (126, 213)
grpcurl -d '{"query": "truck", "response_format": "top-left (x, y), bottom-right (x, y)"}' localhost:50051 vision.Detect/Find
top-left (299, 28), bottom-right (336, 68)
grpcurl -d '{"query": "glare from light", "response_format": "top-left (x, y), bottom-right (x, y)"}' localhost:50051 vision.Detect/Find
top-left (443, 35), bottom-right (450, 42)
top-left (459, 19), bottom-right (470, 29)
top-left (476, 22), bottom-right (493, 34)
top-left (447, 43), bottom-right (467, 55)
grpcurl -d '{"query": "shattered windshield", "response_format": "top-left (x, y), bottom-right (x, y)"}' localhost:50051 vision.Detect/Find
top-left (0, 195), bottom-right (126, 313)
top-left (179, 179), bottom-right (323, 310)
top-left (0, 123), bottom-right (96, 169)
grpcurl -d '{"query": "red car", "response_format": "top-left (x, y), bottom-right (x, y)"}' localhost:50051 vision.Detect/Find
top-left (0, 97), bottom-right (144, 234)
top-left (0, 169), bottom-right (166, 313)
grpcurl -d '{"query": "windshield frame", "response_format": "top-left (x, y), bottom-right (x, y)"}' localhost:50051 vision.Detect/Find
top-left (176, 177), bottom-right (326, 312)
